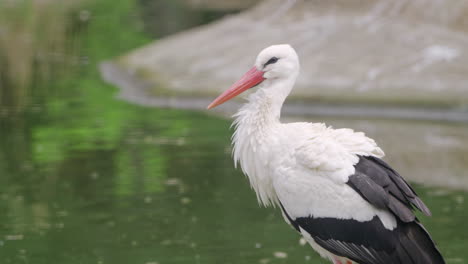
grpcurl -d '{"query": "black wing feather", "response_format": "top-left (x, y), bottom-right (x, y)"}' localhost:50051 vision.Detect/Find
top-left (348, 156), bottom-right (431, 221)
top-left (280, 212), bottom-right (446, 264)
top-left (279, 155), bottom-right (445, 264)
top-left (368, 156), bottom-right (431, 215)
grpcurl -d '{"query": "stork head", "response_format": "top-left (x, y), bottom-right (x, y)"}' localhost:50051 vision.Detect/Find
top-left (207, 44), bottom-right (299, 109)
top-left (255, 44), bottom-right (299, 79)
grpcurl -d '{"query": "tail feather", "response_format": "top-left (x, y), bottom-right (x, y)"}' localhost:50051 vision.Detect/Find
top-left (397, 221), bottom-right (445, 264)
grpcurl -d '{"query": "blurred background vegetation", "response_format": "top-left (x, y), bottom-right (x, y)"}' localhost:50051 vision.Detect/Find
top-left (0, 0), bottom-right (467, 263)
top-left (0, 0), bottom-right (242, 115)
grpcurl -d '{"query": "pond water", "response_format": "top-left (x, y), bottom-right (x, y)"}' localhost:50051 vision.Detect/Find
top-left (0, 0), bottom-right (467, 263)
top-left (1, 81), bottom-right (468, 264)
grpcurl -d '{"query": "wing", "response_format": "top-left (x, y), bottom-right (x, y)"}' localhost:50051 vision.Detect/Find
top-left (295, 127), bottom-right (385, 185)
top-left (280, 204), bottom-right (446, 264)
top-left (347, 155), bottom-right (430, 222)
top-left (278, 154), bottom-right (445, 264)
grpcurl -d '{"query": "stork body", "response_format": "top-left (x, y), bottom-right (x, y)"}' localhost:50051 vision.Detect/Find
top-left (207, 45), bottom-right (445, 264)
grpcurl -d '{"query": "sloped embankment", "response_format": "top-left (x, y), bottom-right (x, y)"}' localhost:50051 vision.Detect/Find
top-left (107, 0), bottom-right (468, 109)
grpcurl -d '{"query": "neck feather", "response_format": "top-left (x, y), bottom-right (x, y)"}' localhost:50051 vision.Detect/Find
top-left (234, 77), bottom-right (295, 124)
top-left (231, 77), bottom-right (295, 206)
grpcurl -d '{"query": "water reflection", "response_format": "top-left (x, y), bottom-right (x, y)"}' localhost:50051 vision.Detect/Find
top-left (0, 97), bottom-right (307, 263)
top-left (1, 99), bottom-right (467, 263)
top-left (1, 69), bottom-right (468, 263)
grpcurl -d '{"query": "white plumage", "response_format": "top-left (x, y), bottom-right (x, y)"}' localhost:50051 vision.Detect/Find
top-left (207, 44), bottom-right (445, 264)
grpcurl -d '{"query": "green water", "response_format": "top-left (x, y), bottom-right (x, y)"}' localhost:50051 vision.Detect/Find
top-left (1, 99), bottom-right (468, 264)
top-left (1, 100), bottom-right (468, 264)
top-left (0, 0), bottom-right (467, 263)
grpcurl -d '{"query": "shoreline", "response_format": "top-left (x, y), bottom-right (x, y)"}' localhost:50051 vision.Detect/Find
top-left (100, 61), bottom-right (468, 124)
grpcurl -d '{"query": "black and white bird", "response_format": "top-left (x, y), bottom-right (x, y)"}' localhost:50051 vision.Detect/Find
top-left (207, 44), bottom-right (445, 264)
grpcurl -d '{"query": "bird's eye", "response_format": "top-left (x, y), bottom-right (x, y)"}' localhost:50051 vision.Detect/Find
top-left (264, 57), bottom-right (279, 68)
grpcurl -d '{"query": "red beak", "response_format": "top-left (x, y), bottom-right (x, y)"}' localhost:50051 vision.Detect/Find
top-left (207, 67), bottom-right (265, 109)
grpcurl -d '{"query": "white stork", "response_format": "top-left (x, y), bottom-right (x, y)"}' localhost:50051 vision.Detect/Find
top-left (207, 44), bottom-right (445, 264)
